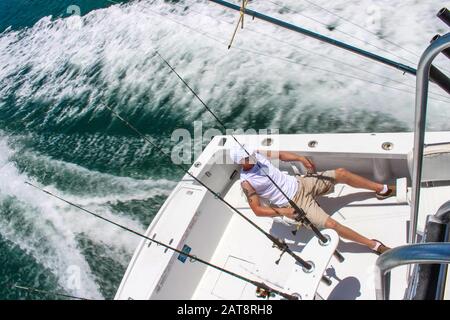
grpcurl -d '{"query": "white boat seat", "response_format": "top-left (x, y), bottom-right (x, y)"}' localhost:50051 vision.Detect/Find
top-left (407, 185), bottom-right (450, 234)
top-left (407, 143), bottom-right (450, 183)
top-left (396, 177), bottom-right (408, 204)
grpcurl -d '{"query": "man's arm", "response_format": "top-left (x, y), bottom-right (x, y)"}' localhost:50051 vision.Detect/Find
top-left (241, 181), bottom-right (295, 218)
top-left (257, 150), bottom-right (316, 172)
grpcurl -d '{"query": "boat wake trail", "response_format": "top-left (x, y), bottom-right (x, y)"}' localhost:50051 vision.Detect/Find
top-left (0, 135), bottom-right (175, 299)
top-left (0, 0), bottom-right (447, 299)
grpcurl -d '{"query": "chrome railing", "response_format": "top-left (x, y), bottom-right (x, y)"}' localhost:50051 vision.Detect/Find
top-left (375, 243), bottom-right (450, 300)
top-left (409, 33), bottom-right (450, 245)
top-left (377, 31), bottom-right (450, 301)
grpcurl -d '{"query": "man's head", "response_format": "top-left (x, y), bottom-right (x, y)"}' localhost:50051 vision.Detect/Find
top-left (229, 144), bottom-right (257, 171)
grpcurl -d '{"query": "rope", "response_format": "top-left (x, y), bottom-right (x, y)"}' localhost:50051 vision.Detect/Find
top-left (228, 0), bottom-right (249, 49)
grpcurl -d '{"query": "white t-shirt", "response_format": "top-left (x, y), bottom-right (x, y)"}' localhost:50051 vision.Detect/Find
top-left (240, 152), bottom-right (299, 207)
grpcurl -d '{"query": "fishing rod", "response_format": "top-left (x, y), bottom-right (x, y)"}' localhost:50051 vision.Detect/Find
top-left (12, 284), bottom-right (89, 300)
top-left (25, 182), bottom-right (298, 300)
top-left (59, 0), bottom-right (337, 274)
top-left (208, 0), bottom-right (450, 95)
top-left (98, 102), bottom-right (327, 276)
top-left (154, 51), bottom-right (345, 263)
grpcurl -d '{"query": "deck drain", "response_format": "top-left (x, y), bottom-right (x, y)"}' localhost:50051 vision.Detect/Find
top-left (308, 140), bottom-right (318, 148)
top-left (302, 261), bottom-right (315, 274)
top-left (382, 142), bottom-right (394, 151)
top-left (261, 138), bottom-right (274, 146)
top-left (318, 234), bottom-right (331, 246)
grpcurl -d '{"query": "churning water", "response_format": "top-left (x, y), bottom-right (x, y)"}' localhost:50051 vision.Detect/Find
top-left (0, 0), bottom-right (448, 299)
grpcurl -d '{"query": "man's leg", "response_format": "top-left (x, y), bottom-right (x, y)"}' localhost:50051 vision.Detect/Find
top-left (334, 168), bottom-right (386, 193)
top-left (295, 173), bottom-right (391, 253)
top-left (324, 216), bottom-right (377, 248)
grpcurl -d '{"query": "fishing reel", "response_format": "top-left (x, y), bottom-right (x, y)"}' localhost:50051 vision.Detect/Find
top-left (290, 206), bottom-right (308, 236)
top-left (256, 287), bottom-right (275, 299)
top-left (272, 238), bottom-right (288, 265)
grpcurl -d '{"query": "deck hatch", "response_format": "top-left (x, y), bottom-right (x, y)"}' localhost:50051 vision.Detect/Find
top-left (211, 256), bottom-right (255, 299)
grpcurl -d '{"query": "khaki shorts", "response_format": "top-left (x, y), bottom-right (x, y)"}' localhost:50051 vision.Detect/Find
top-left (288, 170), bottom-right (336, 228)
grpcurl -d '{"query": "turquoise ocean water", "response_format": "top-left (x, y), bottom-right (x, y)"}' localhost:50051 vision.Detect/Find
top-left (0, 0), bottom-right (448, 299)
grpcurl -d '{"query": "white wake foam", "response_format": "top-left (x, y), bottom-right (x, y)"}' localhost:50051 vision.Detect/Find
top-left (0, 134), bottom-right (174, 298)
top-left (0, 0), bottom-right (449, 299)
top-left (0, 0), bottom-right (448, 132)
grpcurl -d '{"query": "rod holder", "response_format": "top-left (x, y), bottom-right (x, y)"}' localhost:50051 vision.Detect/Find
top-left (428, 34), bottom-right (450, 94)
top-left (438, 8), bottom-right (450, 27)
top-left (409, 33), bottom-right (450, 246)
top-left (431, 35), bottom-right (450, 59)
top-left (430, 65), bottom-right (450, 95)
top-left (321, 276), bottom-right (332, 286)
top-left (333, 250), bottom-right (345, 263)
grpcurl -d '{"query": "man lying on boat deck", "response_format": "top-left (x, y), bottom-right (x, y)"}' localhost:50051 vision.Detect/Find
top-left (229, 145), bottom-right (396, 255)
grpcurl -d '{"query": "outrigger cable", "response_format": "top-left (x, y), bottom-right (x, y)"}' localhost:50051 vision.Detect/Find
top-left (154, 51), bottom-right (345, 263)
top-left (25, 182), bottom-right (298, 300)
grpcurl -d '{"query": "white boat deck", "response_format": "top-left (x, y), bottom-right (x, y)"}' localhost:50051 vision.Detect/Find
top-left (193, 180), bottom-right (410, 300)
top-left (316, 183), bottom-right (410, 300)
top-left (115, 132), bottom-right (450, 300)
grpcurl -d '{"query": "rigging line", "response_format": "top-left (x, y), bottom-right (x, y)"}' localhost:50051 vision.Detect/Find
top-left (95, 101), bottom-right (318, 271)
top-left (265, 0), bottom-right (446, 75)
top-left (180, 1), bottom-right (406, 82)
top-left (92, 1), bottom-right (442, 102)
top-left (144, 8), bottom-right (450, 104)
top-left (12, 284), bottom-right (90, 300)
top-left (227, 45), bottom-right (450, 104)
top-left (298, 0), bottom-right (422, 59)
top-left (105, 0), bottom-right (450, 88)
top-left (24, 182), bottom-right (298, 300)
top-left (208, 0), bottom-right (419, 77)
top-left (154, 50), bottom-right (345, 264)
top-left (174, 1), bottom-right (450, 102)
top-left (262, 0), bottom-right (418, 66)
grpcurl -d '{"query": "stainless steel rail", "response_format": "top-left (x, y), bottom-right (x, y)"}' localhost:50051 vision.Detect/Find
top-left (409, 33), bottom-right (450, 245)
top-left (376, 33), bottom-right (450, 301)
top-left (375, 243), bottom-right (450, 300)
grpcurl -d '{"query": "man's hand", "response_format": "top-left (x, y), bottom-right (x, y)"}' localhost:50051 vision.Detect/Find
top-left (272, 151), bottom-right (316, 173)
top-left (278, 207), bottom-right (297, 219)
top-left (300, 156), bottom-right (316, 173)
